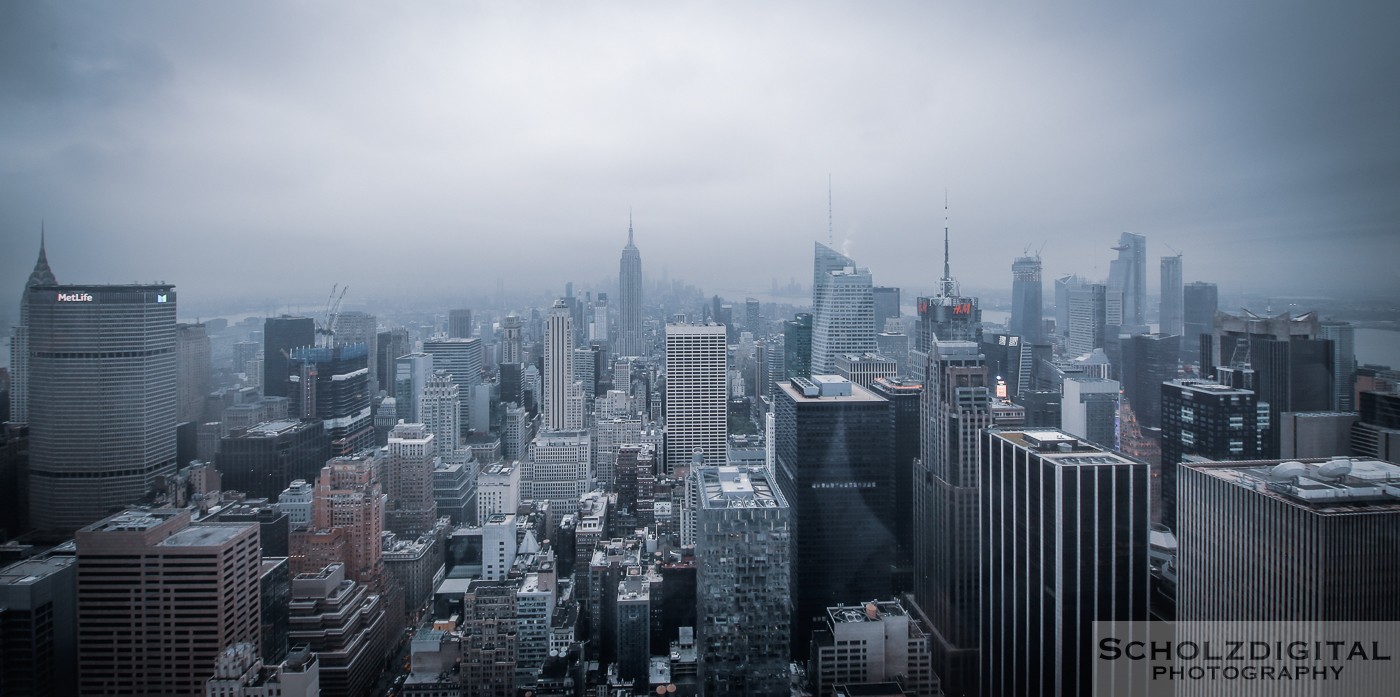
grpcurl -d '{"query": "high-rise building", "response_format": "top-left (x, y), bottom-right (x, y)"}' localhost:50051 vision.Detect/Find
top-left (1010, 254), bottom-right (1043, 343)
top-left (1120, 333), bottom-right (1180, 429)
top-left (1177, 457), bottom-right (1400, 621)
top-left (422, 337), bottom-right (484, 433)
top-left (573, 346), bottom-right (596, 400)
top-left (287, 563), bottom-right (386, 697)
top-left (1060, 376), bottom-right (1120, 449)
top-left (695, 465), bottom-right (791, 697)
top-left (203, 643), bottom-right (321, 697)
top-left (618, 218), bottom-right (644, 357)
top-left (615, 443), bottom-right (657, 531)
top-left (873, 286), bottom-right (901, 330)
top-left (462, 579), bottom-right (518, 697)
top-left (808, 598), bottom-right (939, 697)
top-left (745, 296), bottom-right (763, 333)
top-left (543, 299), bottom-right (584, 431)
top-left (215, 419), bottom-right (332, 499)
top-left (176, 322), bottom-right (212, 423)
top-left (868, 376), bottom-right (922, 566)
top-left (913, 341), bottom-right (991, 695)
top-left (835, 352), bottom-right (898, 388)
top-left (8, 235), bottom-right (58, 424)
top-left (1353, 389), bottom-right (1400, 462)
top-left (0, 555), bottom-right (77, 697)
top-left (1160, 379), bottom-right (1270, 531)
top-left (26, 283), bottom-right (178, 533)
top-left (1321, 320), bottom-right (1357, 411)
top-left (288, 343), bottom-right (374, 456)
top-left (783, 313), bottom-right (813, 381)
top-left (811, 242), bottom-right (877, 375)
top-left (981, 430), bottom-right (1149, 697)
top-left (76, 509), bottom-right (262, 697)
top-left (297, 453), bottom-right (387, 588)
top-left (525, 430), bottom-right (591, 518)
top-left (264, 316), bottom-right (316, 400)
top-left (774, 375), bottom-right (894, 657)
top-left (501, 311), bottom-right (524, 364)
top-left (477, 461), bottom-right (522, 523)
top-left (448, 308), bottom-right (473, 339)
top-left (663, 323), bottom-right (728, 474)
top-left (1159, 254), bottom-right (1183, 337)
top-left (384, 422), bottom-right (438, 536)
top-left (333, 311), bottom-right (379, 396)
top-left (1066, 283), bottom-right (1121, 358)
top-left (1181, 281), bottom-right (1217, 365)
top-left (419, 369), bottom-right (461, 452)
top-left (374, 328), bottom-right (409, 397)
top-left (1053, 274), bottom-right (1087, 340)
top-left (392, 352), bottom-right (433, 424)
top-left (1107, 231), bottom-right (1148, 327)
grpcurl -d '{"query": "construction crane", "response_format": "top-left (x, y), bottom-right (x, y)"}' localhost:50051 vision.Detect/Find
top-left (315, 284), bottom-right (348, 347)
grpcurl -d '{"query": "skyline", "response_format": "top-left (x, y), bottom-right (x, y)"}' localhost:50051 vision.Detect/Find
top-left (3, 2), bottom-right (1398, 315)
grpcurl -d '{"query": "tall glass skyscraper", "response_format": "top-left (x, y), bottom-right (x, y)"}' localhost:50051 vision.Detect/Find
top-left (1009, 254), bottom-right (1043, 343)
top-left (1159, 254), bottom-right (1183, 337)
top-left (26, 283), bottom-right (179, 533)
top-left (1107, 231), bottom-right (1148, 328)
top-left (810, 242), bottom-right (876, 375)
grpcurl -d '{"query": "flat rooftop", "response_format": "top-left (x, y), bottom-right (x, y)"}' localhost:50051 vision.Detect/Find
top-left (160, 523), bottom-right (255, 547)
top-left (1187, 458), bottom-right (1400, 513)
top-left (0, 556), bottom-right (74, 586)
top-left (698, 466), bottom-right (784, 509)
top-left (246, 419), bottom-right (305, 436)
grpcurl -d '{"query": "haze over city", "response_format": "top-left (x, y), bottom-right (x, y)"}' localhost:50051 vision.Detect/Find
top-left (3, 0), bottom-right (1399, 321)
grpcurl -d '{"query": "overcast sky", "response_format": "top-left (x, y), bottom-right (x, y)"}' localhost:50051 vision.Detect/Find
top-left (3, 1), bottom-right (1398, 317)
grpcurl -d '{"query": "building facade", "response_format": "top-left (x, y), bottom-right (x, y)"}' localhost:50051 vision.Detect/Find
top-left (663, 323), bottom-right (728, 474)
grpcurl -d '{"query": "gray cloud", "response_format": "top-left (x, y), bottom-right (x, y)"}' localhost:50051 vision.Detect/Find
top-left (3, 0), bottom-right (1398, 321)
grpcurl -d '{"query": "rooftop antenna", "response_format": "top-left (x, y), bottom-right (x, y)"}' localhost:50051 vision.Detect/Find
top-left (940, 189), bottom-right (956, 297)
top-left (628, 207), bottom-right (634, 245)
top-left (817, 174), bottom-right (828, 247)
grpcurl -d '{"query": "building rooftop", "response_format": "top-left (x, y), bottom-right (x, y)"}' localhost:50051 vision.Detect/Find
top-left (0, 556), bottom-right (74, 586)
top-left (245, 419), bottom-right (305, 436)
top-left (159, 523), bottom-right (255, 547)
top-left (827, 599), bottom-right (908, 624)
top-left (780, 377), bottom-right (885, 403)
top-left (1186, 457), bottom-right (1400, 513)
top-left (698, 466), bottom-right (785, 509)
top-left (83, 509), bottom-right (185, 533)
top-left (993, 430), bottom-right (1141, 466)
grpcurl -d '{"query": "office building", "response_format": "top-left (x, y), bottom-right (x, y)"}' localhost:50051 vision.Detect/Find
top-left (1353, 390), bottom-right (1400, 463)
top-left (392, 352), bottom-right (433, 424)
top-left (913, 341), bottom-right (992, 695)
top-left (419, 369), bottom-right (461, 453)
top-left (695, 465), bottom-right (791, 697)
top-left (1053, 275), bottom-right (1086, 340)
top-left (664, 323), bottom-right (728, 473)
top-left (808, 599), bottom-right (939, 697)
top-left (462, 579), bottom-right (519, 697)
top-left (298, 453), bottom-right (386, 588)
top-left (76, 509), bottom-right (262, 697)
top-left (264, 316), bottom-right (316, 400)
top-left (1160, 379), bottom-right (1269, 530)
top-left (784, 313), bottom-right (814, 380)
top-left (203, 643), bottom-right (320, 697)
top-left (745, 296), bottom-right (763, 332)
top-left (811, 242), bottom-right (877, 375)
top-left (1279, 411), bottom-right (1360, 459)
top-left (8, 236), bottom-right (58, 424)
top-left (287, 563), bottom-right (386, 697)
top-left (1107, 231), bottom-right (1147, 327)
top-left (1060, 376), bottom-right (1120, 449)
top-left (1181, 281), bottom-right (1217, 365)
top-left (981, 430), bottom-right (1149, 697)
top-left (1120, 333), bottom-right (1179, 429)
top-left (615, 574), bottom-right (651, 689)
top-left (526, 431), bottom-right (591, 518)
top-left (216, 419), bottom-right (331, 500)
top-left (873, 286), bottom-right (901, 330)
top-left (618, 218), bottom-right (644, 357)
top-left (177, 322), bottom-right (212, 423)
top-left (478, 461), bottom-right (522, 522)
top-left (1066, 283), bottom-right (1120, 358)
top-left (0, 555), bottom-right (77, 697)
top-left (1010, 254), bottom-right (1043, 343)
top-left (835, 352), bottom-right (898, 388)
top-left (1202, 310), bottom-right (1334, 433)
top-left (979, 332), bottom-right (1049, 399)
top-left (573, 346), bottom-right (597, 399)
top-left (543, 299), bottom-right (584, 431)
top-left (26, 283), bottom-right (179, 533)
top-left (774, 376), bottom-right (895, 657)
top-left (448, 308), bottom-right (473, 339)
top-left (287, 343), bottom-right (374, 456)
top-left (615, 443), bottom-right (657, 532)
top-left (502, 311), bottom-right (524, 363)
top-left (374, 328), bottom-right (409, 398)
top-left (333, 311), bottom-right (379, 396)
top-left (1160, 254), bottom-right (1183, 337)
top-left (1321, 320), bottom-right (1357, 411)
top-left (868, 377), bottom-right (921, 564)
top-left (423, 337), bottom-right (484, 432)
top-left (383, 422), bottom-right (438, 536)
top-left (1177, 457), bottom-right (1400, 621)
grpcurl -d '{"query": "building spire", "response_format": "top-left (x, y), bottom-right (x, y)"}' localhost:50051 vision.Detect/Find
top-left (827, 174), bottom-right (833, 246)
top-left (940, 189), bottom-right (955, 297)
top-left (628, 208), bottom-right (634, 246)
top-left (27, 223), bottom-right (57, 288)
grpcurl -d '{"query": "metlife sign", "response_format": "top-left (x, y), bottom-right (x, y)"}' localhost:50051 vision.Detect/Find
top-left (56, 292), bottom-right (93, 302)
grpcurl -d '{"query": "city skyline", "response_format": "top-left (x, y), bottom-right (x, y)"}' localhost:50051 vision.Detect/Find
top-left (3, 2), bottom-right (1398, 315)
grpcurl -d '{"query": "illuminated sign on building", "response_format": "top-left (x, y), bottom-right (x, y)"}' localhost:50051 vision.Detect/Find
top-left (57, 292), bottom-right (93, 302)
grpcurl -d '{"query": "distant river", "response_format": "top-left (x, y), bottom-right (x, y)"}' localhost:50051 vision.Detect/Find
top-left (1355, 328), bottom-right (1400, 370)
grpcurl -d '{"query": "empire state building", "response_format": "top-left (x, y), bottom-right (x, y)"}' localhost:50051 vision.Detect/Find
top-left (618, 215), bottom-right (643, 357)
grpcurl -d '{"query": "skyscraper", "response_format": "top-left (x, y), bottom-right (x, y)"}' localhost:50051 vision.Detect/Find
top-left (419, 369), bottom-right (461, 452)
top-left (8, 234), bottom-right (58, 424)
top-left (393, 352), bottom-right (433, 424)
top-left (1177, 457), bottom-right (1400, 621)
top-left (215, 419), bottom-right (332, 500)
top-left (1120, 332), bottom-right (1180, 429)
top-left (288, 343), bottom-right (374, 456)
top-left (384, 422), bottom-right (438, 536)
top-left (774, 375), bottom-right (895, 658)
top-left (1060, 376), bottom-right (1120, 449)
top-left (501, 311), bottom-right (524, 364)
top-left (913, 341), bottom-right (992, 695)
top-left (448, 308), bottom-right (473, 339)
top-left (333, 311), bottom-right (379, 396)
top-left (1321, 320), bottom-right (1357, 411)
top-left (26, 283), bottom-right (179, 533)
top-left (1009, 254), bottom-right (1043, 343)
top-left (1181, 281), bottom-right (1217, 364)
top-left (76, 509), bottom-right (262, 697)
top-left (695, 465), bottom-right (791, 697)
top-left (1066, 283), bottom-right (1120, 358)
top-left (783, 313), bottom-right (813, 380)
top-left (543, 299), bottom-right (584, 431)
top-left (663, 323), bottom-right (728, 473)
top-left (810, 243), bottom-right (876, 375)
top-left (872, 286), bottom-right (901, 329)
top-left (981, 430), bottom-right (1149, 697)
top-left (422, 337), bottom-right (484, 432)
top-left (264, 316), bottom-right (316, 400)
top-left (1159, 254), bottom-right (1183, 337)
top-left (1160, 379), bottom-right (1270, 530)
top-left (1107, 231), bottom-right (1147, 327)
top-left (176, 322), bottom-right (212, 423)
top-left (618, 217), bottom-right (644, 357)
top-left (912, 210), bottom-right (981, 369)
